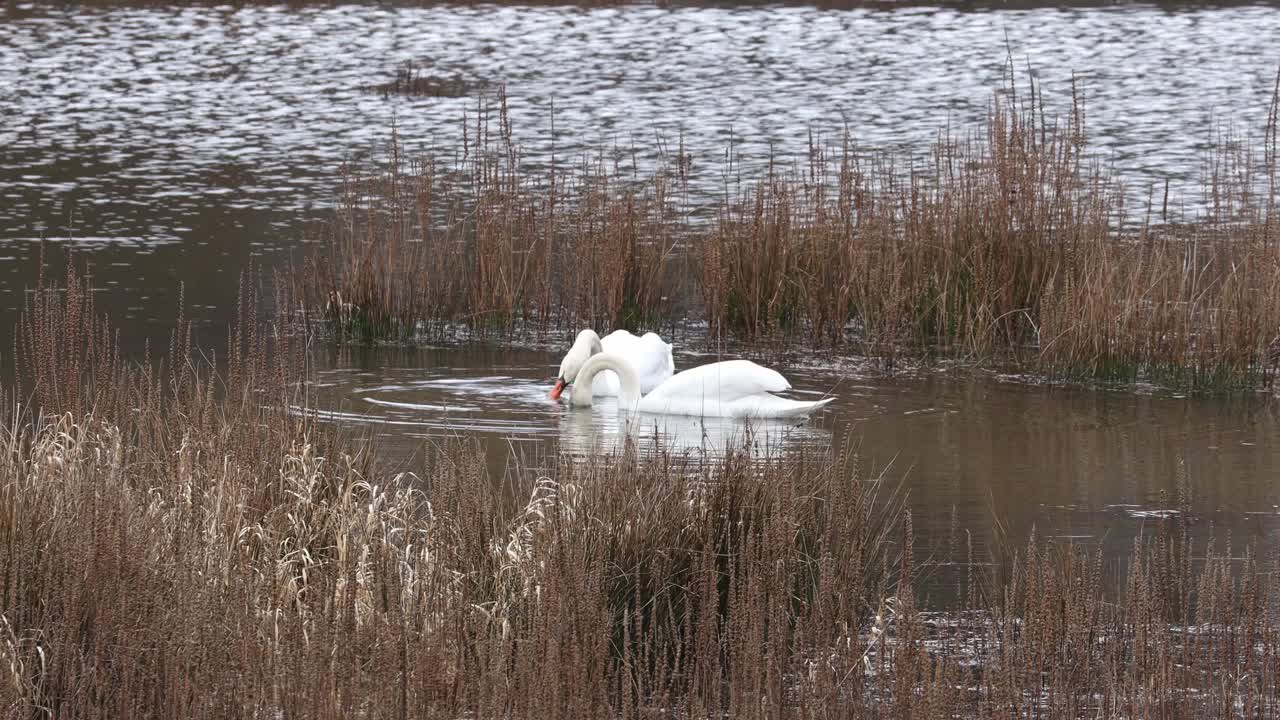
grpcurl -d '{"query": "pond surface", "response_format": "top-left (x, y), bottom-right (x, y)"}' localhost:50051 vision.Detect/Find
top-left (3, 2), bottom-right (1280, 605)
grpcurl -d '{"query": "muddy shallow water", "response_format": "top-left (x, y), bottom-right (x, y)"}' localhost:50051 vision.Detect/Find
top-left (4, 2), bottom-right (1280, 605)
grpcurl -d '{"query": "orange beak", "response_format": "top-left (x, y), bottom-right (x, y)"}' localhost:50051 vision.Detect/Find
top-left (549, 379), bottom-right (566, 400)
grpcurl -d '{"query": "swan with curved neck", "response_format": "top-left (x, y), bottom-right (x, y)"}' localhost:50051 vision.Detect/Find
top-left (570, 352), bottom-right (643, 413)
top-left (554, 351), bottom-right (833, 420)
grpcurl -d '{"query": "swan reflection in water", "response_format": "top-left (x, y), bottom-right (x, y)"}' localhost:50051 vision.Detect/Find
top-left (554, 397), bottom-right (831, 458)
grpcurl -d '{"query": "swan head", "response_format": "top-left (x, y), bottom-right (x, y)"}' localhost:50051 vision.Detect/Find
top-left (550, 329), bottom-right (603, 400)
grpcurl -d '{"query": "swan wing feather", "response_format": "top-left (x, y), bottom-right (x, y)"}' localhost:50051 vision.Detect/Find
top-left (635, 360), bottom-right (834, 418)
top-left (641, 360), bottom-right (789, 405)
top-left (724, 395), bottom-right (834, 419)
top-left (602, 330), bottom-right (676, 393)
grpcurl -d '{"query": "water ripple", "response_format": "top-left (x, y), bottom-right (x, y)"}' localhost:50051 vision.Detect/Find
top-left (3, 3), bottom-right (1279, 243)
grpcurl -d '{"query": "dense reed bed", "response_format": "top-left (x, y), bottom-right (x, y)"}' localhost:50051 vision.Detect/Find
top-left (301, 93), bottom-right (682, 343)
top-left (3, 259), bottom-right (1278, 718)
top-left (5, 259), bottom-right (906, 717)
top-left (302, 79), bottom-right (1280, 390)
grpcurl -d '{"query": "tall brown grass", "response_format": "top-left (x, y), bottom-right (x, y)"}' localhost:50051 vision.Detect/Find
top-left (4, 258), bottom-right (907, 717)
top-left (304, 79), bottom-right (1280, 390)
top-left (861, 512), bottom-right (1280, 717)
top-left (301, 92), bottom-right (681, 344)
top-left (699, 78), bottom-right (1280, 386)
top-left (4, 259), bottom-right (1279, 717)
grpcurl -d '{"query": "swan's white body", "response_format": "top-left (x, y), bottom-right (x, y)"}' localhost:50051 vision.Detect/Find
top-left (567, 353), bottom-right (833, 419)
top-left (554, 329), bottom-right (674, 397)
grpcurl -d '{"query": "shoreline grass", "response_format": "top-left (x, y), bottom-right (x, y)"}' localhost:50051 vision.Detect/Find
top-left (4, 260), bottom-right (1279, 717)
top-left (301, 78), bottom-right (1280, 393)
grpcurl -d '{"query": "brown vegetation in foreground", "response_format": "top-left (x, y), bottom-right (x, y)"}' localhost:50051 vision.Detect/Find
top-left (4, 261), bottom-right (1279, 718)
top-left (303, 79), bottom-right (1280, 390)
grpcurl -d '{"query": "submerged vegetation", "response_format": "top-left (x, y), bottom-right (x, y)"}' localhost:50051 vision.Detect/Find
top-left (3, 260), bottom-right (1279, 717)
top-left (303, 78), bottom-right (1280, 391)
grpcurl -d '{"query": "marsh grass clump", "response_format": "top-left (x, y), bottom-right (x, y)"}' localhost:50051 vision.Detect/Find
top-left (300, 92), bottom-right (683, 344)
top-left (942, 517), bottom-right (1280, 717)
top-left (700, 82), bottom-right (1280, 390)
top-left (306, 77), bottom-right (1280, 392)
top-left (4, 257), bottom-right (913, 717)
top-left (435, 436), bottom-right (910, 719)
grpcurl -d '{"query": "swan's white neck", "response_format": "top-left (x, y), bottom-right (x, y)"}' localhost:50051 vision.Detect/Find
top-left (571, 352), bottom-right (641, 414)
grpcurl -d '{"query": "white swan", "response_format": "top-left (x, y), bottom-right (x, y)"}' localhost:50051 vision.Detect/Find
top-left (550, 329), bottom-right (673, 400)
top-left (556, 351), bottom-right (834, 419)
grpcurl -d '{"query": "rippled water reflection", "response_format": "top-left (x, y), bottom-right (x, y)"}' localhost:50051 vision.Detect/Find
top-left (309, 344), bottom-right (833, 459)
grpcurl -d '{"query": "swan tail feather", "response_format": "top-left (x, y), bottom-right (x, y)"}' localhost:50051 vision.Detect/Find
top-left (734, 395), bottom-right (834, 419)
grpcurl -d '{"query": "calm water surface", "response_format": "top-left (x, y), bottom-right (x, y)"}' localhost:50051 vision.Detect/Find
top-left (3, 2), bottom-right (1279, 605)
